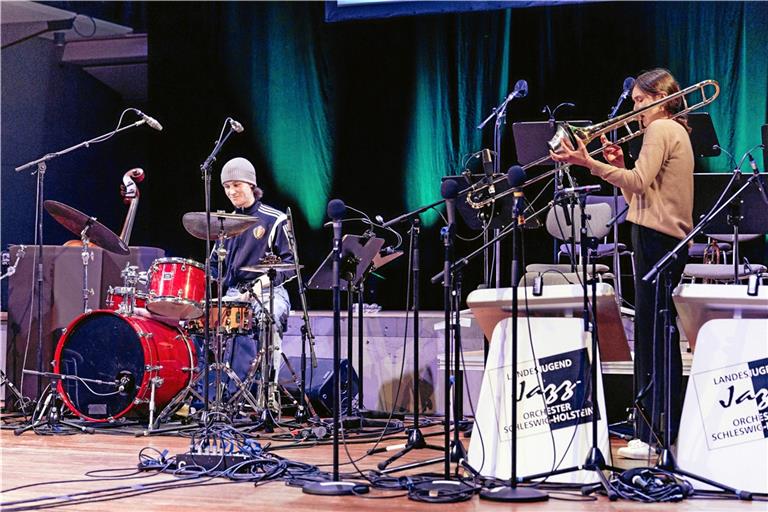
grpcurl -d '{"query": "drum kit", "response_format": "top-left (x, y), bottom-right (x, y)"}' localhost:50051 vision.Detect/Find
top-left (39, 201), bottom-right (300, 430)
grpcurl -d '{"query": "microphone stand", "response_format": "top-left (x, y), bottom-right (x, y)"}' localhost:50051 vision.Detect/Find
top-left (607, 85), bottom-right (630, 306)
top-left (480, 191), bottom-right (548, 502)
top-left (368, 218), bottom-right (444, 469)
top-left (520, 190), bottom-right (619, 498)
top-left (285, 207), bottom-right (316, 424)
top-left (14, 111), bottom-right (152, 418)
top-left (303, 202), bottom-right (369, 497)
top-left (641, 176), bottom-right (760, 500)
top-left (199, 119), bottom-right (239, 416)
top-left (477, 86), bottom-right (521, 288)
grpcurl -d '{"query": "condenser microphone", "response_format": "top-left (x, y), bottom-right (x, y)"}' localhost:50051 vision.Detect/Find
top-left (327, 198), bottom-right (346, 242)
top-left (509, 79), bottom-right (528, 100)
top-left (748, 152), bottom-right (768, 205)
top-left (557, 184), bottom-right (601, 196)
top-left (440, 179), bottom-right (459, 227)
top-left (229, 118), bottom-right (244, 133)
top-left (621, 77), bottom-right (636, 100)
top-left (134, 110), bottom-right (163, 131)
top-left (481, 148), bottom-right (494, 176)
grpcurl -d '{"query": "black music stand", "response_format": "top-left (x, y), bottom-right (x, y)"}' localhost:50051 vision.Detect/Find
top-left (513, 121), bottom-right (594, 264)
top-left (512, 120), bottom-right (596, 167)
top-left (442, 175), bottom-right (516, 231)
top-left (307, 235), bottom-right (384, 424)
top-left (687, 112), bottom-right (720, 158)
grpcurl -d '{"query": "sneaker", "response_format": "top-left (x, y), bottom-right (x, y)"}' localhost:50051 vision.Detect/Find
top-left (617, 439), bottom-right (654, 460)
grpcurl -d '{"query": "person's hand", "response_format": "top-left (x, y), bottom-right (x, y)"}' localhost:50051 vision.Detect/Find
top-left (599, 134), bottom-right (625, 168)
top-left (549, 136), bottom-right (594, 169)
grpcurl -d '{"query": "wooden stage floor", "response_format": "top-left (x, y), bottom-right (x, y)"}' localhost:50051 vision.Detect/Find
top-left (1, 414), bottom-right (764, 512)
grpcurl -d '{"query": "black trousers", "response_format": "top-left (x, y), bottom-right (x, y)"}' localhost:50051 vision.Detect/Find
top-left (631, 224), bottom-right (688, 444)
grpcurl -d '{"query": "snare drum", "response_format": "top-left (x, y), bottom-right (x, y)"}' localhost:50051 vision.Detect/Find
top-left (185, 301), bottom-right (254, 334)
top-left (147, 257), bottom-right (205, 320)
top-left (53, 310), bottom-right (196, 422)
top-left (105, 286), bottom-right (148, 314)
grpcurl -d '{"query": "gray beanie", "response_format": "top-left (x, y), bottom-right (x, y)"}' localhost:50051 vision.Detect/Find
top-left (221, 157), bottom-right (257, 186)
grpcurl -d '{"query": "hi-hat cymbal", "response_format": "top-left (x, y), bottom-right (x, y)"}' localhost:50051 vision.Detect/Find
top-left (44, 200), bottom-right (129, 255)
top-left (240, 263), bottom-right (302, 273)
top-left (182, 211), bottom-right (259, 240)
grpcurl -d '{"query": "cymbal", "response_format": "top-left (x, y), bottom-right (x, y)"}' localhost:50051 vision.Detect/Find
top-left (44, 200), bottom-right (129, 255)
top-left (240, 263), bottom-right (302, 273)
top-left (182, 211), bottom-right (259, 240)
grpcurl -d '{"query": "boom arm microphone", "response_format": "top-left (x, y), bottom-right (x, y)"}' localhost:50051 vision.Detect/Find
top-left (229, 118), bottom-right (244, 133)
top-left (134, 109), bottom-right (163, 131)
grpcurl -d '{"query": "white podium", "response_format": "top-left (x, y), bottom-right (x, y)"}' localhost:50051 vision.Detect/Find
top-left (466, 284), bottom-right (624, 484)
top-left (674, 284), bottom-right (768, 493)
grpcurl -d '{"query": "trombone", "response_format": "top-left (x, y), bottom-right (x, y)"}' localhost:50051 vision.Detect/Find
top-left (466, 79), bottom-right (720, 209)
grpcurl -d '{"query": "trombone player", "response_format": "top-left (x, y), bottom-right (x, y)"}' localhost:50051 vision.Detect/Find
top-left (550, 68), bottom-right (693, 460)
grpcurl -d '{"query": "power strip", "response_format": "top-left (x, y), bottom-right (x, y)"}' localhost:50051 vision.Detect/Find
top-left (175, 452), bottom-right (253, 471)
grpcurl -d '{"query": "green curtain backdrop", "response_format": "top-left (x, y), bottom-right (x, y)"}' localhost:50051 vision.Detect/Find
top-left (656, 1), bottom-right (768, 172)
top-left (223, 3), bottom-right (335, 228)
top-left (213, 1), bottom-right (766, 229)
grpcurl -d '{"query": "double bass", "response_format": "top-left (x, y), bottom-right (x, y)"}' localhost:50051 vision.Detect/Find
top-left (63, 168), bottom-right (144, 248)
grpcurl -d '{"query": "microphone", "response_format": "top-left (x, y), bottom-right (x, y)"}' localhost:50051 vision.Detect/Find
top-left (748, 152), bottom-right (768, 205)
top-left (508, 79), bottom-right (528, 100)
top-left (327, 198), bottom-right (346, 243)
top-left (135, 109), bottom-right (163, 131)
top-left (481, 148), bottom-right (494, 176)
top-left (506, 165), bottom-right (526, 188)
top-left (608, 77), bottom-right (635, 119)
top-left (557, 184), bottom-right (601, 196)
top-left (440, 179), bottom-right (459, 227)
top-left (620, 76), bottom-right (636, 100)
top-left (229, 118), bottom-right (244, 133)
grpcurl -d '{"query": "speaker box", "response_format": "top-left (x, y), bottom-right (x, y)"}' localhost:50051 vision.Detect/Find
top-left (278, 357), bottom-right (359, 417)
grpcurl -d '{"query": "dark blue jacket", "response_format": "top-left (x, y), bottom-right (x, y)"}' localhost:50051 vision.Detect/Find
top-left (211, 201), bottom-right (295, 291)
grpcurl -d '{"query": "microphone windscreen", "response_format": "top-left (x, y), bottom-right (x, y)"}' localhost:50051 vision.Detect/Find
top-left (515, 79), bottom-right (529, 98)
top-left (506, 165), bottom-right (526, 187)
top-left (327, 199), bottom-right (346, 220)
top-left (440, 179), bottom-right (459, 200)
top-left (623, 76), bottom-right (636, 92)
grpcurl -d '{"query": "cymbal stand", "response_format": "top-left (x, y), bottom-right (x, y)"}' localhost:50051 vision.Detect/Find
top-left (77, 221), bottom-right (95, 313)
top-left (15, 112), bottom-right (155, 402)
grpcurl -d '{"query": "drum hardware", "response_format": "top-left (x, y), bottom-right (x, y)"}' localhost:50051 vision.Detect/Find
top-left (51, 311), bottom-right (195, 425)
top-left (181, 211), bottom-right (259, 241)
top-left (149, 216), bottom-right (267, 429)
top-left (44, 200), bottom-right (131, 314)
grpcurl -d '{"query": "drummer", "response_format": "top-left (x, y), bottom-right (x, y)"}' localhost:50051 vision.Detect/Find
top-left (209, 157), bottom-right (294, 399)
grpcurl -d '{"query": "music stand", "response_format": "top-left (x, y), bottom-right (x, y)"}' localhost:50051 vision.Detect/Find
top-left (512, 120), bottom-right (596, 167)
top-left (687, 112), bottom-right (721, 158)
top-left (307, 235), bottom-right (383, 291)
top-left (307, 235), bottom-right (384, 423)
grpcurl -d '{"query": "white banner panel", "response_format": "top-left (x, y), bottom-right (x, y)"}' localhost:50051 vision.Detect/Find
top-left (467, 317), bottom-right (610, 484)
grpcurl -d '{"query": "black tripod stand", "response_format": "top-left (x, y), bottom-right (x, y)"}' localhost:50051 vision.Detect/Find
top-left (640, 172), bottom-right (765, 500)
top-left (14, 370), bottom-right (96, 435)
top-left (520, 190), bottom-right (619, 498)
top-left (369, 217), bottom-right (444, 470)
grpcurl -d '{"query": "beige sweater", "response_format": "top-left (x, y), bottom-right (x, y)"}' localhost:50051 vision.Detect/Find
top-left (589, 118), bottom-right (694, 240)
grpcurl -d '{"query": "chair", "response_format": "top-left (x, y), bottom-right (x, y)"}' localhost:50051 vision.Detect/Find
top-left (682, 263), bottom-right (767, 284)
top-left (544, 195), bottom-right (636, 301)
